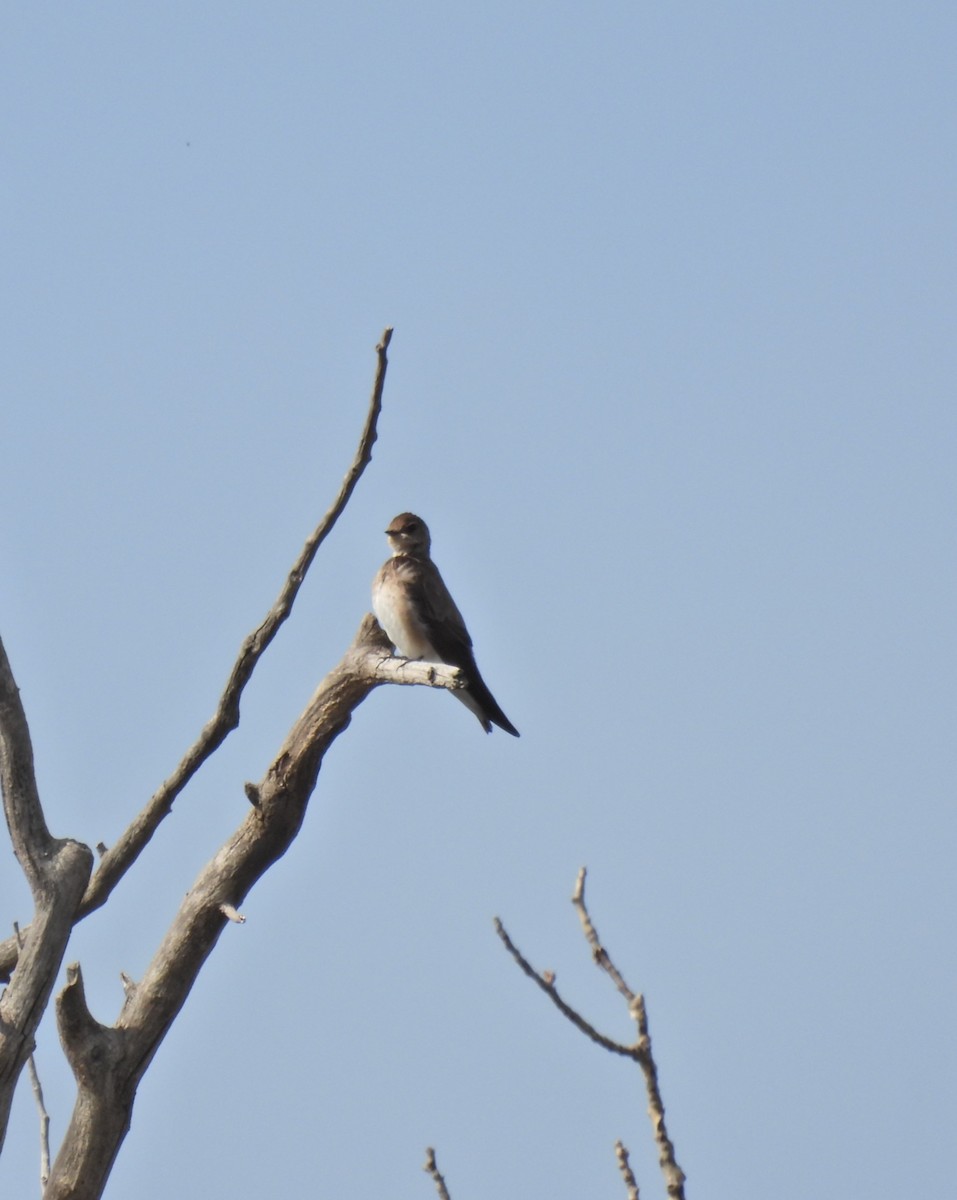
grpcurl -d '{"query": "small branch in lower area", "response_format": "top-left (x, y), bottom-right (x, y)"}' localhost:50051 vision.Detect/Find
top-left (14, 924), bottom-right (51, 1191)
top-left (219, 904), bottom-right (245, 924)
top-left (615, 1140), bottom-right (640, 1200)
top-left (26, 1054), bottom-right (50, 1191)
top-left (570, 870), bottom-right (685, 1200)
top-left (423, 1147), bottom-right (452, 1200)
top-left (497, 871), bottom-right (687, 1200)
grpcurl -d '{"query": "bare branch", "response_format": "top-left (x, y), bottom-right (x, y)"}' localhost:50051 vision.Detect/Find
top-left (371, 655), bottom-right (466, 692)
top-left (26, 1052), bottom-right (51, 1192)
top-left (46, 964), bottom-right (127, 1195)
top-left (0, 638), bottom-right (93, 1148)
top-left (0, 329), bottom-right (393, 984)
top-left (44, 612), bottom-right (440, 1199)
top-left (0, 640), bottom-right (54, 879)
top-left (571, 869), bottom-right (685, 1200)
top-left (572, 866), bottom-right (635, 1003)
top-left (13, 924), bottom-right (52, 1192)
top-left (615, 1140), bottom-right (640, 1200)
top-left (423, 1147), bottom-right (452, 1200)
top-left (496, 871), bottom-right (687, 1200)
top-left (493, 917), bottom-right (636, 1057)
top-left (78, 327), bottom-right (394, 915)
top-left (3, 327), bottom-right (484, 1196)
top-left (56, 964), bottom-right (119, 1076)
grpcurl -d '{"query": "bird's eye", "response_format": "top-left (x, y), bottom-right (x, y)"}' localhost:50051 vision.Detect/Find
top-left (404, 521), bottom-right (418, 533)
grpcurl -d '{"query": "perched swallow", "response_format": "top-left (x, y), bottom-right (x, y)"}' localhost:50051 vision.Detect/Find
top-left (372, 513), bottom-right (519, 736)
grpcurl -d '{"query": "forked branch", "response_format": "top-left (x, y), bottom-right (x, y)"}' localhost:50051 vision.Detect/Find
top-left (77, 326), bottom-right (395, 916)
top-left (0, 328), bottom-right (393, 985)
top-left (495, 868), bottom-right (686, 1200)
top-left (44, 613), bottom-right (465, 1199)
top-left (1, 326), bottom-right (480, 1198)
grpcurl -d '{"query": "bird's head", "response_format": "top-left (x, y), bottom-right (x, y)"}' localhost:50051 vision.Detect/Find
top-left (385, 512), bottom-right (432, 557)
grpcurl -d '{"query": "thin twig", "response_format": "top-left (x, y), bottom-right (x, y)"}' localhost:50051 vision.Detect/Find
top-left (493, 918), bottom-right (636, 1057)
top-left (571, 869), bottom-right (686, 1200)
top-left (423, 1147), bottom-right (452, 1200)
top-left (25, 1056), bottom-right (50, 1192)
top-left (0, 330), bottom-right (394, 983)
top-left (615, 1140), bottom-right (640, 1200)
top-left (572, 866), bottom-right (635, 1003)
top-left (14, 923), bottom-right (52, 1191)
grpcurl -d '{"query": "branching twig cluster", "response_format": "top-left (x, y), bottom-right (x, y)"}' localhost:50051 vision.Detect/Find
top-left (423, 870), bottom-right (686, 1199)
top-left (493, 867), bottom-right (687, 1200)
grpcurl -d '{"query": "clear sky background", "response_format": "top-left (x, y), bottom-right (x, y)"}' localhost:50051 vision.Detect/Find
top-left (2, 4), bottom-right (955, 1197)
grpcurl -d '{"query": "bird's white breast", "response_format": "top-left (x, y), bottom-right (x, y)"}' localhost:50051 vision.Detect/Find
top-left (372, 566), bottom-right (437, 660)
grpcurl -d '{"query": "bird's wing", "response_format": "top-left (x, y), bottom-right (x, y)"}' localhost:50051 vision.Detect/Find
top-left (403, 558), bottom-right (478, 670)
top-left (395, 556), bottom-right (520, 737)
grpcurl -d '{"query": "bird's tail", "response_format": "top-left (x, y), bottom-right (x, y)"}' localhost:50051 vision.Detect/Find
top-left (456, 675), bottom-right (520, 737)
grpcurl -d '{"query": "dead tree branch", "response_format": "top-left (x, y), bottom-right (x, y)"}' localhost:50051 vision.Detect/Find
top-left (25, 1048), bottom-right (51, 1193)
top-left (0, 639), bottom-right (93, 1150)
top-left (43, 614), bottom-right (465, 1198)
top-left (0, 328), bottom-right (393, 985)
top-left (571, 868), bottom-right (685, 1199)
top-left (495, 867), bottom-right (687, 1200)
top-left (13, 922), bottom-right (52, 1193)
top-left (1, 326), bottom-right (474, 1198)
top-left (615, 1139), bottom-right (640, 1200)
top-left (493, 917), bottom-right (636, 1058)
top-left (76, 326), bottom-right (395, 916)
top-left (423, 1147), bottom-right (453, 1200)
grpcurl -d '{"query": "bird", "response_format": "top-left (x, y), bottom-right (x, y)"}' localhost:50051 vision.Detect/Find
top-left (372, 513), bottom-right (519, 736)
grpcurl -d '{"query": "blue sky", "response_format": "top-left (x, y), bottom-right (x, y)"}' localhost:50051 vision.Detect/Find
top-left (2, 4), bottom-right (956, 1197)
